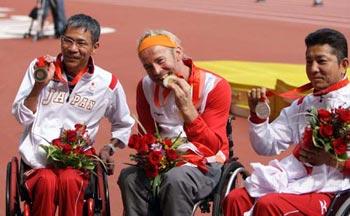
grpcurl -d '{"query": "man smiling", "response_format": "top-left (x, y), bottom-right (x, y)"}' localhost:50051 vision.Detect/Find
top-left (223, 28), bottom-right (349, 216)
top-left (12, 14), bottom-right (134, 216)
top-left (118, 29), bottom-right (232, 216)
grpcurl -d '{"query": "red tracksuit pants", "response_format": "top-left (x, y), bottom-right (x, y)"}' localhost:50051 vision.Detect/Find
top-left (24, 167), bottom-right (89, 216)
top-left (223, 188), bottom-right (334, 216)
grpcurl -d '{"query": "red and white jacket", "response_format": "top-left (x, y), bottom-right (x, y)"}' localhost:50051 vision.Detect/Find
top-left (12, 55), bottom-right (135, 168)
top-left (137, 59), bottom-right (231, 169)
top-left (246, 79), bottom-right (350, 197)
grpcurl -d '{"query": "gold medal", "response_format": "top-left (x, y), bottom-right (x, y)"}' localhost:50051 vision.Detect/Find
top-left (255, 101), bottom-right (271, 119)
top-left (162, 74), bottom-right (177, 88)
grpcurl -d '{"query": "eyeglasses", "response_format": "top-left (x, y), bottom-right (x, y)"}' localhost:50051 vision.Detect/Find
top-left (61, 35), bottom-right (90, 48)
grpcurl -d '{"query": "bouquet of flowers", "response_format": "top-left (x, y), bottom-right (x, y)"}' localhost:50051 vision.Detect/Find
top-left (41, 123), bottom-right (98, 172)
top-left (128, 129), bottom-right (184, 197)
top-left (303, 107), bottom-right (350, 160)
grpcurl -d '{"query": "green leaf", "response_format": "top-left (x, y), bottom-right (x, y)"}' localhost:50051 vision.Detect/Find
top-left (151, 175), bottom-right (161, 198)
top-left (337, 154), bottom-right (348, 160)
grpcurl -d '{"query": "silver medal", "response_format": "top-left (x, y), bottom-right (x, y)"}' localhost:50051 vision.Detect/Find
top-left (255, 101), bottom-right (271, 119)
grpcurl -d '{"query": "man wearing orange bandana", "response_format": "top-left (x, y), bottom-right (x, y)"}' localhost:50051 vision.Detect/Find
top-left (12, 14), bottom-right (134, 216)
top-left (223, 29), bottom-right (350, 216)
top-left (118, 29), bottom-right (232, 215)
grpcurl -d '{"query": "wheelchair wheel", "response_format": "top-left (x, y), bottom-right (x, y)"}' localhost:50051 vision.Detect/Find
top-left (334, 198), bottom-right (350, 216)
top-left (96, 163), bottom-right (111, 216)
top-left (212, 160), bottom-right (249, 216)
top-left (326, 188), bottom-right (350, 216)
top-left (6, 157), bottom-right (21, 216)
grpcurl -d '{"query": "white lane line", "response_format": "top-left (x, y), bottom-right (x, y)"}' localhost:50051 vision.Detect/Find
top-left (0, 8), bottom-right (116, 40)
top-left (70, 0), bottom-right (350, 29)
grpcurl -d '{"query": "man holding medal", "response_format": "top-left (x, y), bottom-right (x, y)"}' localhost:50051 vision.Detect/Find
top-left (12, 14), bottom-right (134, 216)
top-left (118, 29), bottom-right (232, 216)
top-left (223, 28), bottom-right (350, 215)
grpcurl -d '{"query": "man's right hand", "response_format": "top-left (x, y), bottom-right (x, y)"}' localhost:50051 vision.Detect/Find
top-left (24, 56), bottom-right (56, 113)
top-left (166, 77), bottom-right (199, 123)
top-left (34, 55), bottom-right (56, 86)
top-left (247, 87), bottom-right (267, 113)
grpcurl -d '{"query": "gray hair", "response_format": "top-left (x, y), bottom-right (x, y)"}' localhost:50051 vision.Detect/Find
top-left (137, 29), bottom-right (182, 49)
top-left (63, 14), bottom-right (100, 44)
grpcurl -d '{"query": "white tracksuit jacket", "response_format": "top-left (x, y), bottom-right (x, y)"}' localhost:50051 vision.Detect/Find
top-left (12, 57), bottom-right (134, 168)
top-left (245, 81), bottom-right (350, 197)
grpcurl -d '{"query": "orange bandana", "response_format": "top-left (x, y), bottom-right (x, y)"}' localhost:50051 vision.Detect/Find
top-left (138, 35), bottom-right (177, 53)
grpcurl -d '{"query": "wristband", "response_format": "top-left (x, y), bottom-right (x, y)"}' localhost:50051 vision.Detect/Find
top-left (108, 143), bottom-right (117, 154)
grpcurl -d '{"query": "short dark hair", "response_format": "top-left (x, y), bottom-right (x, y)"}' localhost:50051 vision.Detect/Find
top-left (63, 14), bottom-right (101, 44)
top-left (305, 28), bottom-right (348, 62)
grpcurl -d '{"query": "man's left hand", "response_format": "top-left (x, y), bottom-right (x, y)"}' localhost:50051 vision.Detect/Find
top-left (99, 145), bottom-right (115, 175)
top-left (299, 145), bottom-right (337, 167)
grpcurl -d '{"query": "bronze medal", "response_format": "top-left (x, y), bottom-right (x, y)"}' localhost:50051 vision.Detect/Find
top-left (34, 68), bottom-right (48, 82)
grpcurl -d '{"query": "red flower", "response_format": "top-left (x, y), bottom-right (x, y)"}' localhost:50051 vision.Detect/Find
top-left (73, 146), bottom-right (83, 154)
top-left (163, 139), bottom-right (173, 147)
top-left (319, 124), bottom-right (333, 137)
top-left (301, 127), bottom-right (313, 148)
top-left (337, 108), bottom-right (350, 123)
top-left (145, 164), bottom-right (159, 178)
top-left (318, 109), bottom-right (332, 123)
top-left (134, 134), bottom-right (156, 153)
top-left (138, 140), bottom-right (149, 153)
top-left (75, 123), bottom-right (87, 133)
top-left (332, 138), bottom-right (347, 155)
top-left (166, 149), bottom-right (178, 161)
top-left (66, 130), bottom-right (77, 143)
top-left (128, 134), bottom-right (141, 150)
top-left (127, 130), bottom-right (186, 197)
top-left (52, 138), bottom-right (64, 149)
top-left (148, 151), bottom-right (163, 165)
top-left (83, 147), bottom-right (96, 157)
top-left (142, 134), bottom-right (157, 145)
top-left (62, 143), bottom-right (72, 154)
top-left (43, 123), bottom-right (96, 172)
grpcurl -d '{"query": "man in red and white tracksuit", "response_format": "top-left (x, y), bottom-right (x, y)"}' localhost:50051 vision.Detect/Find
top-left (223, 29), bottom-right (350, 216)
top-left (12, 14), bottom-right (134, 216)
top-left (118, 29), bottom-right (232, 216)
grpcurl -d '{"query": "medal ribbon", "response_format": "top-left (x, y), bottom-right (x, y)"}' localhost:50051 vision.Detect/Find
top-left (264, 78), bottom-right (349, 101)
top-left (36, 56), bottom-right (46, 67)
top-left (36, 55), bottom-right (89, 85)
top-left (54, 56), bottom-right (88, 85)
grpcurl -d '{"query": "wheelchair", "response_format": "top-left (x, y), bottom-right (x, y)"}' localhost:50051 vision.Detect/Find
top-left (192, 115), bottom-right (250, 216)
top-left (6, 157), bottom-right (111, 216)
top-left (191, 115), bottom-right (350, 216)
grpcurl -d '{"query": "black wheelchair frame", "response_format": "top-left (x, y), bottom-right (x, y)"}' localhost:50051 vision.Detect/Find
top-left (326, 188), bottom-right (350, 216)
top-left (191, 115), bottom-right (249, 216)
top-left (6, 157), bottom-right (111, 216)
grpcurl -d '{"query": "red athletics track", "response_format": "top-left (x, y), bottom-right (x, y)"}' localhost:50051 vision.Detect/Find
top-left (0, 0), bottom-right (349, 215)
